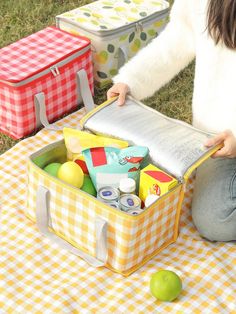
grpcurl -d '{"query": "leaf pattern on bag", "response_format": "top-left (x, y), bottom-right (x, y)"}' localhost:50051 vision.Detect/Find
top-left (58, 0), bottom-right (169, 84)
top-left (119, 34), bottom-right (129, 41)
top-left (140, 32), bottom-right (147, 41)
top-left (107, 44), bottom-right (115, 53)
top-left (129, 32), bottom-right (135, 43)
top-left (154, 19), bottom-right (164, 28)
top-left (109, 68), bottom-right (118, 75)
top-left (139, 11), bottom-right (147, 17)
top-left (58, 0), bottom-right (168, 32)
top-left (147, 29), bottom-right (157, 36)
top-left (95, 51), bottom-right (109, 64)
top-left (131, 38), bottom-right (141, 52)
top-left (97, 71), bottom-right (108, 79)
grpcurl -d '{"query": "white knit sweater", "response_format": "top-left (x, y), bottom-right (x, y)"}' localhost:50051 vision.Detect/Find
top-left (113, 0), bottom-right (236, 136)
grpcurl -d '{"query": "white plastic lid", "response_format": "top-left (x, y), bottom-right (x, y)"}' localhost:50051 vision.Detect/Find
top-left (145, 194), bottom-right (159, 207)
top-left (119, 178), bottom-right (136, 193)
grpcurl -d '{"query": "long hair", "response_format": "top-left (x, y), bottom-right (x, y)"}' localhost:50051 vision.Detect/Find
top-left (207, 0), bottom-right (236, 49)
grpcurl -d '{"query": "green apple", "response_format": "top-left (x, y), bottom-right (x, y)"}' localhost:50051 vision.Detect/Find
top-left (44, 162), bottom-right (61, 177)
top-left (150, 270), bottom-right (182, 302)
top-left (81, 175), bottom-right (97, 196)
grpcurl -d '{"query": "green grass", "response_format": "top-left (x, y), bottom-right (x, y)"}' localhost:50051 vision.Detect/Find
top-left (0, 0), bottom-right (194, 155)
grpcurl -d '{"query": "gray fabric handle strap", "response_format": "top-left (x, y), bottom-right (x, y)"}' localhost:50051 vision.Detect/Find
top-left (36, 186), bottom-right (108, 267)
top-left (118, 46), bottom-right (128, 69)
top-left (34, 92), bottom-right (60, 130)
top-left (76, 69), bottom-right (95, 112)
top-left (34, 69), bottom-right (95, 130)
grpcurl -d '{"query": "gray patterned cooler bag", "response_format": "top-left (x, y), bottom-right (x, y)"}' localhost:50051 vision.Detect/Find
top-left (56, 0), bottom-right (169, 87)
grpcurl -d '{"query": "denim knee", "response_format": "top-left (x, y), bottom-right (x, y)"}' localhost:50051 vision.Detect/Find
top-left (191, 158), bottom-right (236, 242)
top-left (192, 202), bottom-right (236, 242)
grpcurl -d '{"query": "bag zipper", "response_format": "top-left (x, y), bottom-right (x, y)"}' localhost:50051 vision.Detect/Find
top-left (50, 66), bottom-right (60, 77)
top-left (57, 8), bottom-right (169, 39)
top-left (1, 45), bottom-right (90, 87)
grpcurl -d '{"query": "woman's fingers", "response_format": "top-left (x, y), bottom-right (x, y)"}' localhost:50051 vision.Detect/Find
top-left (211, 147), bottom-right (228, 158)
top-left (106, 89), bottom-right (117, 99)
top-left (204, 130), bottom-right (231, 147)
top-left (117, 91), bottom-right (127, 106)
top-left (204, 130), bottom-right (236, 158)
top-left (107, 83), bottom-right (130, 106)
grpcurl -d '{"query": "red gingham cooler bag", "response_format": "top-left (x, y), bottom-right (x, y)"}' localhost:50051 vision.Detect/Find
top-left (0, 26), bottom-right (93, 139)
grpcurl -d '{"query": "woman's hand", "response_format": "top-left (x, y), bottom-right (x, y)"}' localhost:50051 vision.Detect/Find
top-left (204, 130), bottom-right (236, 158)
top-left (107, 83), bottom-right (130, 106)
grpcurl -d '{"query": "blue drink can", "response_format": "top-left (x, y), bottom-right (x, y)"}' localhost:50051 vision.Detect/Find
top-left (119, 194), bottom-right (141, 212)
top-left (127, 209), bottom-right (144, 216)
top-left (109, 201), bottom-right (120, 209)
top-left (97, 186), bottom-right (120, 203)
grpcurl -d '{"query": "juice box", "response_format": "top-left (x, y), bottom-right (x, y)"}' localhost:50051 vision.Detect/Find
top-left (139, 164), bottom-right (178, 202)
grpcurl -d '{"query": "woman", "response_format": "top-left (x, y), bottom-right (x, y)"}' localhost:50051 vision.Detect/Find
top-left (107, 0), bottom-right (236, 241)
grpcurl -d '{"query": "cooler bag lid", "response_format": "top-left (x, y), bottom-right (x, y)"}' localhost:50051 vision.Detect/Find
top-left (0, 26), bottom-right (90, 84)
top-left (81, 96), bottom-right (220, 181)
top-left (57, 0), bottom-right (169, 34)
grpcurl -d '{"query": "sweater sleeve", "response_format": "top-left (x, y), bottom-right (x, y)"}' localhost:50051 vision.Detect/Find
top-left (112, 0), bottom-right (196, 100)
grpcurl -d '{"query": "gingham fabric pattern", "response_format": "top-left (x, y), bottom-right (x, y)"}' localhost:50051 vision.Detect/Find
top-left (0, 27), bottom-right (93, 139)
top-left (1, 110), bottom-right (236, 313)
top-left (179, 173), bottom-right (197, 236)
top-left (0, 27), bottom-right (90, 83)
top-left (27, 148), bottom-right (182, 274)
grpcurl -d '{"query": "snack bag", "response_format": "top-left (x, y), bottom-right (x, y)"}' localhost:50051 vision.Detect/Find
top-left (82, 146), bottom-right (149, 190)
top-left (63, 128), bottom-right (129, 160)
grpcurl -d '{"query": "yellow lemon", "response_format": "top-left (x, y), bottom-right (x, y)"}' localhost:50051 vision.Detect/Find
top-left (58, 161), bottom-right (84, 188)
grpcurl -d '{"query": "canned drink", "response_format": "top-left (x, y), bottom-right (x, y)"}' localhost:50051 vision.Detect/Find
top-left (127, 209), bottom-right (144, 216)
top-left (97, 186), bottom-right (120, 203)
top-left (109, 201), bottom-right (120, 209)
top-left (119, 194), bottom-right (141, 212)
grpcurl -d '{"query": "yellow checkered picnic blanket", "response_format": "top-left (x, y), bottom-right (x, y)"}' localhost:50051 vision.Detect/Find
top-left (1, 109), bottom-right (236, 313)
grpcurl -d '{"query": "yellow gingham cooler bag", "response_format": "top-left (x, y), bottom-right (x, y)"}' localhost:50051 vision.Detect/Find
top-left (26, 97), bottom-right (220, 276)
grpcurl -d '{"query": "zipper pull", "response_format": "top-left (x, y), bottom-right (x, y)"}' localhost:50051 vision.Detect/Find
top-left (55, 66), bottom-right (60, 75)
top-left (135, 22), bottom-right (143, 33)
top-left (50, 66), bottom-right (57, 77)
top-left (50, 66), bottom-right (60, 77)
top-left (138, 22), bottom-right (143, 32)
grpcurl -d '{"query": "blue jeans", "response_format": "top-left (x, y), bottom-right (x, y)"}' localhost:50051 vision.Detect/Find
top-left (191, 157), bottom-right (236, 241)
